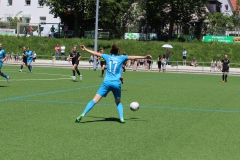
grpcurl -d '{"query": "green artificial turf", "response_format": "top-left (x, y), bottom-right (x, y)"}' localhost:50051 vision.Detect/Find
top-left (0, 66), bottom-right (240, 160)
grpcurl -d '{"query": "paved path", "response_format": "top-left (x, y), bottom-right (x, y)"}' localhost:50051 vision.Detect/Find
top-left (4, 59), bottom-right (240, 75)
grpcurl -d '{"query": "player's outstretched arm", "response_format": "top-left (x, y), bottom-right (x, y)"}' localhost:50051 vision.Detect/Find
top-left (128, 54), bottom-right (152, 60)
top-left (80, 45), bottom-right (101, 57)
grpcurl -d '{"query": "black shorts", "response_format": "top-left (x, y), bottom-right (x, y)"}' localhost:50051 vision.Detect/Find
top-left (100, 61), bottom-right (106, 67)
top-left (222, 66), bottom-right (229, 72)
top-left (183, 56), bottom-right (186, 60)
top-left (23, 59), bottom-right (27, 64)
top-left (158, 61), bottom-right (162, 68)
top-left (72, 60), bottom-right (79, 66)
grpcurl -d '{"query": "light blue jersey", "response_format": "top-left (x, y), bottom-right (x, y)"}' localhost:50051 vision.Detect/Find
top-left (26, 50), bottom-right (33, 64)
top-left (102, 54), bottom-right (128, 82)
top-left (0, 48), bottom-right (6, 68)
top-left (97, 54), bottom-right (128, 99)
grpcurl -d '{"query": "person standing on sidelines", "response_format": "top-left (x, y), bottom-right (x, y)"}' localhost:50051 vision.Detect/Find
top-left (157, 54), bottom-right (162, 72)
top-left (69, 46), bottom-right (82, 81)
top-left (55, 44), bottom-right (60, 60)
top-left (0, 43), bottom-right (10, 83)
top-left (221, 54), bottom-right (230, 82)
top-left (60, 44), bottom-right (66, 61)
top-left (50, 25), bottom-right (55, 37)
top-left (75, 44), bottom-right (152, 123)
top-left (182, 49), bottom-right (187, 66)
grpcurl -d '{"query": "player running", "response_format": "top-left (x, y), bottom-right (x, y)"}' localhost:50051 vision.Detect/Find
top-left (221, 54), bottom-right (230, 82)
top-left (0, 43), bottom-right (10, 83)
top-left (68, 46), bottom-right (82, 81)
top-left (99, 48), bottom-right (106, 77)
top-left (19, 47), bottom-right (34, 72)
top-left (75, 44), bottom-right (151, 123)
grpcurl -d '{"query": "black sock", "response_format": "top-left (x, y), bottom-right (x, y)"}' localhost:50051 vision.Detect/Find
top-left (72, 70), bottom-right (75, 76)
top-left (102, 70), bottom-right (104, 76)
top-left (76, 70), bottom-right (80, 75)
top-left (222, 75), bottom-right (224, 81)
top-left (20, 65), bottom-right (23, 69)
top-left (28, 65), bottom-right (31, 71)
top-left (225, 74), bottom-right (227, 80)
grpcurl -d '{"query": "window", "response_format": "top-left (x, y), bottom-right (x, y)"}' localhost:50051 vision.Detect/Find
top-left (8, 0), bottom-right (13, 6)
top-left (26, 18), bottom-right (30, 23)
top-left (39, 16), bottom-right (46, 24)
top-left (38, 0), bottom-right (44, 7)
top-left (25, 0), bottom-right (31, 5)
top-left (7, 17), bottom-right (12, 22)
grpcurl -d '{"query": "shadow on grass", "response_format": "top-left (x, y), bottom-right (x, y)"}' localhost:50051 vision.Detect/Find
top-left (0, 86), bottom-right (8, 87)
top-left (78, 116), bottom-right (146, 124)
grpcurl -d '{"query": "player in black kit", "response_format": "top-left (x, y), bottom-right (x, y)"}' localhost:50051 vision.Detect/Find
top-left (69, 46), bottom-right (82, 81)
top-left (221, 54), bottom-right (230, 82)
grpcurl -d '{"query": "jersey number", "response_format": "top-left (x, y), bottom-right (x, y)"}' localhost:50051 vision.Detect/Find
top-left (108, 60), bottom-right (118, 74)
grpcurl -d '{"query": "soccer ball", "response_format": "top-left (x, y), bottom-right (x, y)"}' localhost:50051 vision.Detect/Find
top-left (130, 102), bottom-right (139, 111)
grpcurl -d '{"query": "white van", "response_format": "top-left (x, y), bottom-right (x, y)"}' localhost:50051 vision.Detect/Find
top-left (32, 24), bottom-right (59, 37)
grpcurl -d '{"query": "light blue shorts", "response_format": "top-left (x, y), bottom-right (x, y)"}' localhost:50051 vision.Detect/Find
top-left (97, 81), bottom-right (121, 100)
top-left (27, 59), bottom-right (32, 65)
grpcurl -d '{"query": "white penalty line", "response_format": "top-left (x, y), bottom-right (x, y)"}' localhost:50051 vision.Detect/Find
top-left (0, 78), bottom-right (70, 81)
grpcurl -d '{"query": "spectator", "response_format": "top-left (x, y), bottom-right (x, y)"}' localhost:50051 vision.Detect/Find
top-left (29, 26), bottom-right (33, 36)
top-left (182, 49), bottom-right (187, 66)
top-left (162, 54), bottom-right (166, 72)
top-left (165, 48), bottom-right (171, 65)
top-left (55, 44), bottom-right (60, 60)
top-left (23, 26), bottom-right (28, 37)
top-left (33, 51), bottom-right (37, 62)
top-left (157, 54), bottom-right (162, 72)
top-left (64, 24), bottom-right (68, 38)
top-left (60, 44), bottom-right (66, 61)
top-left (217, 59), bottom-right (222, 71)
top-left (50, 25), bottom-right (55, 37)
top-left (190, 58), bottom-right (198, 67)
top-left (139, 58), bottom-right (145, 67)
top-left (146, 56), bottom-right (152, 71)
top-left (210, 59), bottom-right (216, 72)
top-left (89, 55), bottom-right (94, 64)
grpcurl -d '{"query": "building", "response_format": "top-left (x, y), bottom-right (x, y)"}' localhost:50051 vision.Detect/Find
top-left (218, 0), bottom-right (235, 15)
top-left (0, 0), bottom-right (60, 24)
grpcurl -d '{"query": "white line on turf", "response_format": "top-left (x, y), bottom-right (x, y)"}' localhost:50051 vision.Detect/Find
top-left (0, 78), bottom-right (70, 82)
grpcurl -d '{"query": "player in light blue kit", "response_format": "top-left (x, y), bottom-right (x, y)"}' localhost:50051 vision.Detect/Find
top-left (25, 47), bottom-right (34, 72)
top-left (0, 43), bottom-right (10, 83)
top-left (76, 44), bottom-right (151, 123)
top-left (19, 46), bottom-right (34, 72)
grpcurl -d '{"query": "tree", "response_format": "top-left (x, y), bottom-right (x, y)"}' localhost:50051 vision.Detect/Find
top-left (98, 0), bottom-right (134, 38)
top-left (43, 0), bottom-right (95, 37)
top-left (139, 0), bottom-right (208, 40)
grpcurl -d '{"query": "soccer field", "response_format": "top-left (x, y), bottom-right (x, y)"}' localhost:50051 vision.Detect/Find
top-left (1, 66), bottom-right (240, 160)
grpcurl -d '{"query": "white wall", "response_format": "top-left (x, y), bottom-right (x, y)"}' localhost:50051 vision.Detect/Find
top-left (0, 0), bottom-right (60, 24)
top-left (218, 0), bottom-right (233, 15)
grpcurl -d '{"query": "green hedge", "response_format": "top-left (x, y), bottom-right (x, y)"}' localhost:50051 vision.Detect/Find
top-left (0, 35), bottom-right (240, 63)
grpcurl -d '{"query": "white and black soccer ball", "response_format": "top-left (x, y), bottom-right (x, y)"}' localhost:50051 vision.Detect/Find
top-left (130, 102), bottom-right (139, 111)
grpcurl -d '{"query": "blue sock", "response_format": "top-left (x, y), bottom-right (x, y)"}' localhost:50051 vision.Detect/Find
top-left (116, 103), bottom-right (124, 119)
top-left (82, 100), bottom-right (96, 115)
top-left (1, 72), bottom-right (7, 79)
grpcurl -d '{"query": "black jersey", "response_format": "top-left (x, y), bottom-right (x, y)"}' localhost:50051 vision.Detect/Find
top-left (22, 52), bottom-right (27, 62)
top-left (70, 51), bottom-right (81, 62)
top-left (222, 58), bottom-right (230, 67)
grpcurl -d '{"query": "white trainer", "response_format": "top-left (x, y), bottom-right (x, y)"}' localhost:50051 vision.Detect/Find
top-left (72, 76), bottom-right (76, 81)
top-left (80, 75), bottom-right (82, 80)
top-left (6, 76), bottom-right (10, 83)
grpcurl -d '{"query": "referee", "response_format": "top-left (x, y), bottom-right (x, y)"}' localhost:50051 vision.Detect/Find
top-left (221, 54), bottom-right (230, 82)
